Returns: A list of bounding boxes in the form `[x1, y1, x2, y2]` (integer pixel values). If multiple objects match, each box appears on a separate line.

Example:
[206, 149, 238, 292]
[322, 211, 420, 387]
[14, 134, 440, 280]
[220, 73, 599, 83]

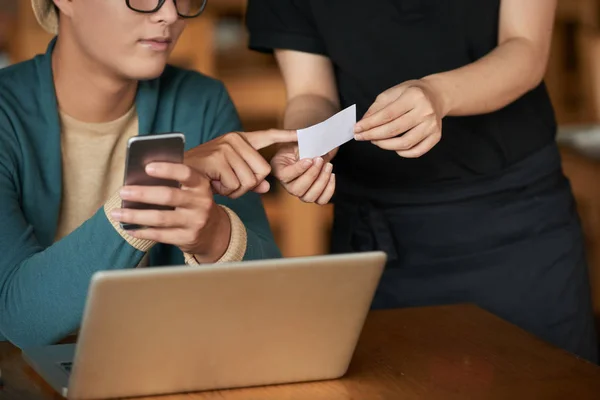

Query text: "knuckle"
[220, 141, 235, 153]
[257, 163, 271, 180]
[387, 127, 401, 139]
[207, 152, 221, 164]
[395, 140, 410, 151]
[220, 178, 240, 192]
[119, 209, 131, 221]
[182, 166, 194, 182]
[213, 139, 230, 152]
[426, 116, 436, 129]
[409, 87, 425, 100]
[228, 132, 245, 145]
[288, 187, 304, 198]
[376, 93, 389, 103]
[242, 174, 258, 189]
[165, 189, 178, 204]
[216, 185, 234, 196]
[282, 183, 294, 193]
[224, 132, 238, 142]
[382, 109, 395, 122]
[308, 166, 321, 179]
[185, 231, 198, 245]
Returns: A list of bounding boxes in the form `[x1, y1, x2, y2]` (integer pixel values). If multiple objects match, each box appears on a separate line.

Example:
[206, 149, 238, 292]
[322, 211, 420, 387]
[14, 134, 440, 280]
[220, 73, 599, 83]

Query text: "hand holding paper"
[271, 104, 357, 205]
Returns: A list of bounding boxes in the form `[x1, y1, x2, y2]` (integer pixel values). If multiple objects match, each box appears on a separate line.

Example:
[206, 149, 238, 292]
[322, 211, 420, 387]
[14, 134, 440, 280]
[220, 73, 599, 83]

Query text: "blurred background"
[1, 0, 600, 322]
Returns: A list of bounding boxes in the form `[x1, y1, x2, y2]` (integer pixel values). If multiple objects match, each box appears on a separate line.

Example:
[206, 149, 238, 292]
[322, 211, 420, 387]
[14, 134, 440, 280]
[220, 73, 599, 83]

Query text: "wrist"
[191, 205, 231, 263]
[422, 74, 452, 118]
[184, 205, 248, 266]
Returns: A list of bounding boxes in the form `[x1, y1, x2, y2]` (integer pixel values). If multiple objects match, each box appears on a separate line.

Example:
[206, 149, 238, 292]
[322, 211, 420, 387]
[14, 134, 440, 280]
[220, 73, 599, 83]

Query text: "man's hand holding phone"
[111, 162, 231, 263]
[109, 129, 298, 263]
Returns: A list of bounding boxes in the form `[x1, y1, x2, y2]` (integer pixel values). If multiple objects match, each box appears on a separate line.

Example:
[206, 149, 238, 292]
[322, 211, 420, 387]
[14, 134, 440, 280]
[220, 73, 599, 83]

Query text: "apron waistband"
[335, 143, 562, 206]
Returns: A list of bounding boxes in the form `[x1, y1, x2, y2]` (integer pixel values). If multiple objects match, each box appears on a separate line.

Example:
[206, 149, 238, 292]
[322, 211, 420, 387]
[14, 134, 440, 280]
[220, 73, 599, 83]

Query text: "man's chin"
[127, 64, 168, 81]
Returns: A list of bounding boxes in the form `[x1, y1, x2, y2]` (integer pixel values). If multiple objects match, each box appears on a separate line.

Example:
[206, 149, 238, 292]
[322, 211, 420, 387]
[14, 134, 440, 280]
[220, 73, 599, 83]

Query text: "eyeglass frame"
[125, 0, 208, 18]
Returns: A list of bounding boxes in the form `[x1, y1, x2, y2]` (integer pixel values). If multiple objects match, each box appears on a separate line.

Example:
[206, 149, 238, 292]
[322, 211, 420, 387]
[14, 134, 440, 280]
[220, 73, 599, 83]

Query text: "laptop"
[22, 251, 386, 399]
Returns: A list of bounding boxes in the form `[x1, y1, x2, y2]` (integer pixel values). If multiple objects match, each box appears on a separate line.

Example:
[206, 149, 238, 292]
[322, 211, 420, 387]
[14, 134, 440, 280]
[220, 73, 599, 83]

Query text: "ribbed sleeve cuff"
[103, 191, 156, 252]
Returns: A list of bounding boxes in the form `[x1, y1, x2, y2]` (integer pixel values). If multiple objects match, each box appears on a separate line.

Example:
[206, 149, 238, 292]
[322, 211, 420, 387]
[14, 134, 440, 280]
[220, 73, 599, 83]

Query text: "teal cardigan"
[0, 40, 281, 348]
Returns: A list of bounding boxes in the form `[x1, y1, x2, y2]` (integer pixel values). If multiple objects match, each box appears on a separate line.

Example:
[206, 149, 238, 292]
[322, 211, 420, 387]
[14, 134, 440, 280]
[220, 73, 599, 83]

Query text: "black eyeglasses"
[126, 0, 207, 18]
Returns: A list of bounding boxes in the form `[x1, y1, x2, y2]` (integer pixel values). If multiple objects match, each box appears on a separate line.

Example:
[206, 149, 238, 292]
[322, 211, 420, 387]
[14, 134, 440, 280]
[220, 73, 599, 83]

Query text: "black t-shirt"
[246, 0, 557, 189]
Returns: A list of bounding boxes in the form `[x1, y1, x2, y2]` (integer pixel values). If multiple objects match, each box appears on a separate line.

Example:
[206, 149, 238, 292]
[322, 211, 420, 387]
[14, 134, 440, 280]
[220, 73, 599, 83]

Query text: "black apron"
[330, 143, 598, 363]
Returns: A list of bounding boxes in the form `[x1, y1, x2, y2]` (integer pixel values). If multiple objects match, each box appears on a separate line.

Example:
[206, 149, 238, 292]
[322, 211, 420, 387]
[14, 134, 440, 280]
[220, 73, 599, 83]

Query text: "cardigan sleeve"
[0, 125, 149, 349]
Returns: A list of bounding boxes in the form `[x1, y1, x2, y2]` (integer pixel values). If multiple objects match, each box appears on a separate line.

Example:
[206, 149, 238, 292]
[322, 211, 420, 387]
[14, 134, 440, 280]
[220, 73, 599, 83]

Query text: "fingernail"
[145, 164, 157, 174]
[301, 159, 313, 168]
[325, 163, 333, 172]
[111, 210, 123, 220]
[119, 188, 131, 198]
[354, 134, 363, 141]
[315, 157, 324, 166]
[354, 125, 363, 133]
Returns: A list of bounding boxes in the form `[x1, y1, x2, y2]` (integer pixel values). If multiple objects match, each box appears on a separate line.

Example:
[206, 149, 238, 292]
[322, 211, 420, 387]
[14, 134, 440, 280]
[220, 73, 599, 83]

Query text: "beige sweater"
[55, 107, 246, 265]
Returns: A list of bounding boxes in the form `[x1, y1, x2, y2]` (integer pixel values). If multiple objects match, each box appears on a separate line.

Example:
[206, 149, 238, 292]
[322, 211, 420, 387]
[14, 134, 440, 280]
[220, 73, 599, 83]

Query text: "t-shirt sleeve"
[245, 0, 327, 55]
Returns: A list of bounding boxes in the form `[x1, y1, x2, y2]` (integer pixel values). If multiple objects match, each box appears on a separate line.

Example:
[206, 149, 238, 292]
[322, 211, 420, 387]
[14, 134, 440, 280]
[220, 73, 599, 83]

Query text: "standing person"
[246, 0, 598, 362]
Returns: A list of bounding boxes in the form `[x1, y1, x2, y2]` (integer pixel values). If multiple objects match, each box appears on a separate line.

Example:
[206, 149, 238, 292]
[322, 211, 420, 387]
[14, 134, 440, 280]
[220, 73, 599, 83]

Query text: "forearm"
[0, 208, 146, 348]
[424, 37, 548, 117]
[283, 94, 340, 130]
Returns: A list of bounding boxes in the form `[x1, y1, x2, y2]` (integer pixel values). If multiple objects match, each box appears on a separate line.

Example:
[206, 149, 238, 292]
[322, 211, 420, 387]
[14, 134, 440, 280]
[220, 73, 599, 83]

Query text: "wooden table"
[1, 304, 600, 399]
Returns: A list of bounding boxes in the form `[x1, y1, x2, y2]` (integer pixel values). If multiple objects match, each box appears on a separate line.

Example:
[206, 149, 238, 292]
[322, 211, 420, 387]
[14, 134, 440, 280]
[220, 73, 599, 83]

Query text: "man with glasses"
[0, 0, 293, 348]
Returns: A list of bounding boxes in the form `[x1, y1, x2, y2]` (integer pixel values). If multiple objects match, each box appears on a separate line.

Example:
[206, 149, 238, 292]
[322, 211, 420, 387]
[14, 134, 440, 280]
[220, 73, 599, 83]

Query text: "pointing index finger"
[241, 129, 298, 150]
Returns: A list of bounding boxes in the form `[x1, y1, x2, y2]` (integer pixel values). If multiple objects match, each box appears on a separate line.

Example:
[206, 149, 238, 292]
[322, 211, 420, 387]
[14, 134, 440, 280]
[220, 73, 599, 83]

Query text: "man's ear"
[53, 0, 74, 18]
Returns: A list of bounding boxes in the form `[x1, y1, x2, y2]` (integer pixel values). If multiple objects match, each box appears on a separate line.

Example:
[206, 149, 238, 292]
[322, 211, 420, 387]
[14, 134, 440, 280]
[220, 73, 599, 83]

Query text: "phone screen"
[121, 133, 185, 230]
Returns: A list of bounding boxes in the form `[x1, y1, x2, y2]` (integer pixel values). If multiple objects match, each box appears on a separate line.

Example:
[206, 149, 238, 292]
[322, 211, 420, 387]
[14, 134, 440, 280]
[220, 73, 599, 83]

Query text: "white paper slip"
[298, 104, 357, 159]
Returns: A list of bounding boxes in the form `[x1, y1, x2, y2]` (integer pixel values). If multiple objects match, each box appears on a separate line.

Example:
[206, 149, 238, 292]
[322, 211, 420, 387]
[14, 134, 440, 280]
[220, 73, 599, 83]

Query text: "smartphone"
[121, 133, 186, 230]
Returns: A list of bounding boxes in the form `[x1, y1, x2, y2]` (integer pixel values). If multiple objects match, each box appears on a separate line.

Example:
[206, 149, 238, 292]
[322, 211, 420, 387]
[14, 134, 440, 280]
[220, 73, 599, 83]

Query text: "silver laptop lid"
[67, 251, 386, 399]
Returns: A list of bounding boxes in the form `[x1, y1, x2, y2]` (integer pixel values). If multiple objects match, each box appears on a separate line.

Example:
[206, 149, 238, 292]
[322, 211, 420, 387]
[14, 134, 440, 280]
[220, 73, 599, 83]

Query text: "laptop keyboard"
[59, 362, 73, 374]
